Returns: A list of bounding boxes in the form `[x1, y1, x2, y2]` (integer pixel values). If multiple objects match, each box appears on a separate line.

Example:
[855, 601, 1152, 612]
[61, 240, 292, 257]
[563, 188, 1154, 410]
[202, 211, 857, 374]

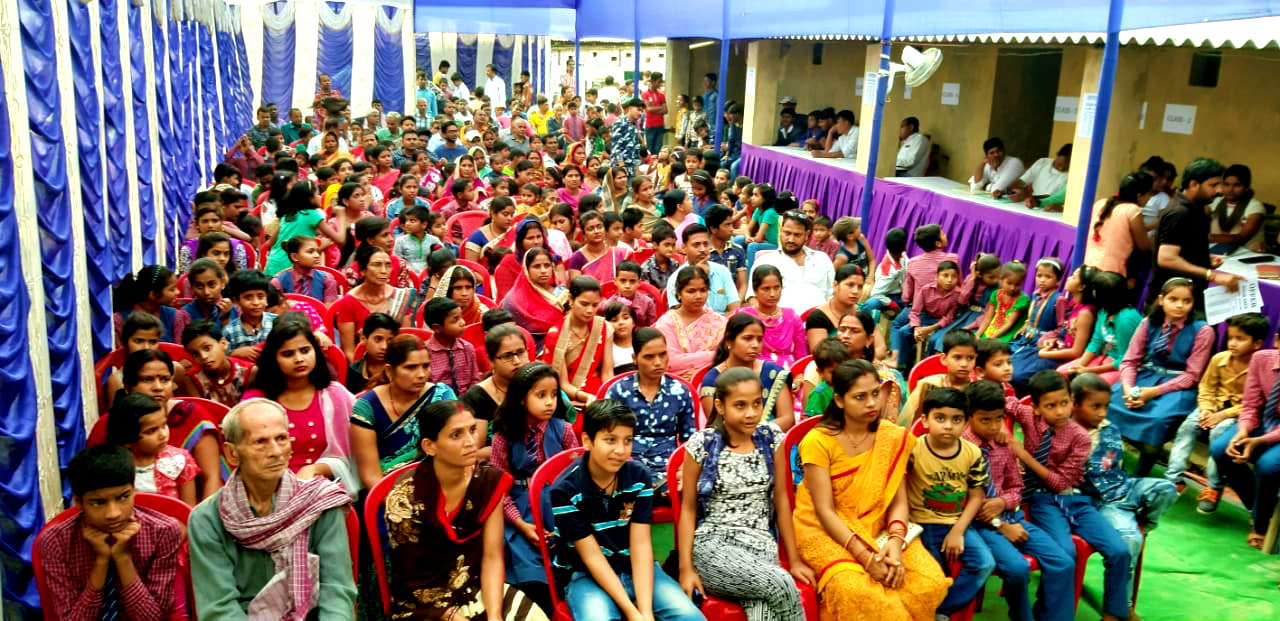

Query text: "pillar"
[743, 40, 782, 147]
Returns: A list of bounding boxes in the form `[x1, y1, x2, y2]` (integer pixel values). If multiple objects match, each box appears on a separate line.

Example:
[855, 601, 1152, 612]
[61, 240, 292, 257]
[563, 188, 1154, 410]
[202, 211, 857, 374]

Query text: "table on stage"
[1213, 252, 1280, 343]
[739, 143, 1077, 275]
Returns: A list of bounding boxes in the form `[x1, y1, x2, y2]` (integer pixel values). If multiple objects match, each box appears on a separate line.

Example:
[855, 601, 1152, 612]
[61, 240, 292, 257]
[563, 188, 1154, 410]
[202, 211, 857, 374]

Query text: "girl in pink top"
[1083, 172, 1154, 276]
[653, 265, 727, 382]
[107, 392, 199, 506]
[739, 264, 807, 368]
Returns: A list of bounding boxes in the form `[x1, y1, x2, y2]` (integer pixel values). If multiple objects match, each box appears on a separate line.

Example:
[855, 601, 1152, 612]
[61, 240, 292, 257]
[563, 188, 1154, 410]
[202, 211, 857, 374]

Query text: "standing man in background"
[484, 64, 507, 111]
[642, 72, 667, 152]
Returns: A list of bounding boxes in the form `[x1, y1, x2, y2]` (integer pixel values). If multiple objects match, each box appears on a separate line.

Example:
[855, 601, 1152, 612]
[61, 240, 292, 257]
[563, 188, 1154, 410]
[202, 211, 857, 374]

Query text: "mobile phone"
[1237, 254, 1275, 264]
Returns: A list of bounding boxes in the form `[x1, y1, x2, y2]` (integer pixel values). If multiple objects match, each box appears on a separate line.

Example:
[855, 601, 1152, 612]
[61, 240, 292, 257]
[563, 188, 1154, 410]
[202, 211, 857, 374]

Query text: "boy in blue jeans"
[908, 387, 994, 620]
[1072, 373, 1178, 620]
[890, 223, 959, 368]
[964, 381, 1074, 621]
[1011, 370, 1132, 621]
[893, 260, 963, 369]
[550, 400, 704, 621]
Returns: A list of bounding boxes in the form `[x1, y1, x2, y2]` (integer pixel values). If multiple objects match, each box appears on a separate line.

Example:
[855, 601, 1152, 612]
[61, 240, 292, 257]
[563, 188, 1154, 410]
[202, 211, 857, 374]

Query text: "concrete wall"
[988, 48, 1063, 164]
[666, 39, 748, 137]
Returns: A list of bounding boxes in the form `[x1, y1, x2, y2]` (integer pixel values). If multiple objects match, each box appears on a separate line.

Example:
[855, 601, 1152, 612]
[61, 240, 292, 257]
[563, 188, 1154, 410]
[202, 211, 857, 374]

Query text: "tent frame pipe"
[858, 0, 896, 224]
[713, 0, 729, 150]
[1071, 0, 1125, 269]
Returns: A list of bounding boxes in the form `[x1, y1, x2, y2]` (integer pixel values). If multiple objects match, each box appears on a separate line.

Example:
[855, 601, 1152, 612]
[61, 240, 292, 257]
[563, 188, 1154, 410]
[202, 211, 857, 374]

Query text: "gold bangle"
[1206, 268, 1214, 281]
[842, 532, 857, 551]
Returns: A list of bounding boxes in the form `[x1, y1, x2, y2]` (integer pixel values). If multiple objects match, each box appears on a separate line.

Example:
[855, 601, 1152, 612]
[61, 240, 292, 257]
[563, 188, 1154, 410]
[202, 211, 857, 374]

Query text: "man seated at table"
[1007, 143, 1071, 209]
[749, 210, 835, 313]
[189, 399, 355, 620]
[968, 137, 1025, 198]
[896, 116, 930, 176]
[803, 108, 833, 150]
[775, 106, 804, 147]
[811, 109, 858, 160]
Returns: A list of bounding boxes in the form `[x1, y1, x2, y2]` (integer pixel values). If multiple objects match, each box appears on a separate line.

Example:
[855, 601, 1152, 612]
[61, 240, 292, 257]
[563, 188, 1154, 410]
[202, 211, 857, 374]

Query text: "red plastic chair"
[284, 292, 327, 318]
[259, 240, 273, 270]
[667, 444, 819, 621]
[242, 243, 257, 271]
[630, 247, 656, 265]
[788, 355, 814, 406]
[657, 288, 670, 313]
[690, 366, 713, 428]
[364, 463, 418, 615]
[34, 493, 193, 621]
[446, 211, 488, 244]
[782, 415, 823, 509]
[455, 258, 496, 295]
[314, 265, 350, 295]
[907, 353, 947, 393]
[325, 345, 349, 383]
[460, 322, 492, 373]
[344, 505, 361, 590]
[530, 447, 587, 621]
[94, 343, 195, 389]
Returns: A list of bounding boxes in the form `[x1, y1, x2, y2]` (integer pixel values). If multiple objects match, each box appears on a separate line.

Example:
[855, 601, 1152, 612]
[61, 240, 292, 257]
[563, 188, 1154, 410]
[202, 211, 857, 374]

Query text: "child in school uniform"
[270, 236, 340, 303]
[893, 260, 963, 369]
[1011, 370, 1133, 621]
[602, 261, 658, 328]
[931, 253, 1001, 353]
[1107, 277, 1215, 477]
[902, 329, 978, 426]
[1007, 258, 1066, 389]
[222, 270, 277, 361]
[976, 261, 1030, 343]
[1072, 373, 1178, 620]
[963, 381, 1074, 621]
[908, 387, 994, 619]
[891, 224, 958, 352]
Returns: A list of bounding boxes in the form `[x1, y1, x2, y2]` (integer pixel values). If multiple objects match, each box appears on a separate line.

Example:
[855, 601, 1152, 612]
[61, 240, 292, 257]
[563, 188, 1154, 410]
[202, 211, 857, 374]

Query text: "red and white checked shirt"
[426, 335, 482, 395]
[1005, 396, 1091, 493]
[963, 428, 1023, 511]
[909, 282, 964, 328]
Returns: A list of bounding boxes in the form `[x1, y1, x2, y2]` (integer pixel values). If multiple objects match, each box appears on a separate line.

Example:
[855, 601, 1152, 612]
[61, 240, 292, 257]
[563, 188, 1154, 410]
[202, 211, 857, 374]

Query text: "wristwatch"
[1129, 387, 1142, 399]
[990, 517, 1004, 529]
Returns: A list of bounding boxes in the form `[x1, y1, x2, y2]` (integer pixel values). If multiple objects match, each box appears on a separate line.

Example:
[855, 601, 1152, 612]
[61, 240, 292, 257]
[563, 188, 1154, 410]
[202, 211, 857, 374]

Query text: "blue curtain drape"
[374, 8, 406, 114]
[317, 15, 354, 103]
[175, 19, 197, 239]
[521, 35, 529, 82]
[151, 8, 179, 270]
[216, 30, 239, 151]
[415, 32, 430, 77]
[0, 40, 45, 621]
[233, 30, 252, 138]
[100, 0, 133, 283]
[68, 0, 112, 357]
[457, 35, 477, 89]
[492, 35, 513, 96]
[261, 7, 296, 119]
[129, 3, 157, 265]
[19, 0, 86, 501]
[200, 23, 222, 170]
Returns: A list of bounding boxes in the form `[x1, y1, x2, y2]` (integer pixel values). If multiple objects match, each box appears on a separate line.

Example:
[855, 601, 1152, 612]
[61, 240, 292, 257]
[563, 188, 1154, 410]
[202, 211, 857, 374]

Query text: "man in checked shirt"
[38, 446, 183, 621]
[964, 381, 1074, 621]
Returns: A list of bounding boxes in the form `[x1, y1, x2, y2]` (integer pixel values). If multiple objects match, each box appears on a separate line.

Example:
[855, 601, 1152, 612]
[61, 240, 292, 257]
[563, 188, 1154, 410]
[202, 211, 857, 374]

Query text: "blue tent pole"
[713, 0, 728, 150]
[574, 39, 581, 96]
[1070, 0, 1125, 269]
[633, 2, 641, 98]
[857, 0, 896, 224]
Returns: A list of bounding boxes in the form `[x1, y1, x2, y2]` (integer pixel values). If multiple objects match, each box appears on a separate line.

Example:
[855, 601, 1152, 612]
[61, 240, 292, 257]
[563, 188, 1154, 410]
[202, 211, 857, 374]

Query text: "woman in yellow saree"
[793, 359, 950, 620]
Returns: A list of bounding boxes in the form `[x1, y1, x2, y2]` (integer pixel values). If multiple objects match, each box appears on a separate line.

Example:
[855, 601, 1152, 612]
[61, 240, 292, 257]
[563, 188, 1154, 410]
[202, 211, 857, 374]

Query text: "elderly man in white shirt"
[895, 116, 930, 176]
[1007, 143, 1071, 208]
[749, 211, 835, 313]
[811, 109, 858, 160]
[968, 136, 1025, 198]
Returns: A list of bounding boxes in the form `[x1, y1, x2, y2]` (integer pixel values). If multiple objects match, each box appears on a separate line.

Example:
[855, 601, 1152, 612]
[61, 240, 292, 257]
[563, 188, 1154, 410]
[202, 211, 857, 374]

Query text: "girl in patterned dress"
[106, 391, 199, 506]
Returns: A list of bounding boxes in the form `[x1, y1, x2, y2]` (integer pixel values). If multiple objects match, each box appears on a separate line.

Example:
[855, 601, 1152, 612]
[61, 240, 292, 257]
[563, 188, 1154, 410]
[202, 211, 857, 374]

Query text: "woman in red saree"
[500, 247, 568, 345]
[566, 211, 629, 283]
[368, 145, 401, 203]
[494, 219, 565, 301]
[543, 277, 614, 404]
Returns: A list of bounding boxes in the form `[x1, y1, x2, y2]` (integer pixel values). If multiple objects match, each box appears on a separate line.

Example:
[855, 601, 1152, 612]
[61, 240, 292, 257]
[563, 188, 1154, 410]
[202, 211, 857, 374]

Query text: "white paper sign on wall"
[1076, 93, 1098, 139]
[903, 84, 912, 100]
[855, 77, 864, 97]
[941, 82, 960, 106]
[1054, 96, 1079, 122]
[1161, 104, 1196, 135]
[863, 72, 879, 103]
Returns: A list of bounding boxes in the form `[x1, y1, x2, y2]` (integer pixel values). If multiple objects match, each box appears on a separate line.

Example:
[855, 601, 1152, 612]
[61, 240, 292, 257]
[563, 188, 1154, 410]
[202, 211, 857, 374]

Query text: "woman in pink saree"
[556, 164, 591, 211]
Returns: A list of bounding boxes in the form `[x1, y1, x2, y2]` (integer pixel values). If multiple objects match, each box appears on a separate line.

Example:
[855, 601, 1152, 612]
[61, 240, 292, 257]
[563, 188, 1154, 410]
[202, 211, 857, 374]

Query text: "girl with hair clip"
[678, 368, 812, 621]
[382, 400, 547, 621]
[489, 362, 580, 614]
[654, 266, 728, 382]
[1108, 277, 1214, 477]
[1013, 265, 1098, 388]
[263, 181, 348, 276]
[113, 265, 191, 345]
[792, 360, 949, 620]
[243, 317, 359, 494]
[699, 314, 796, 429]
[350, 334, 457, 490]
[543, 277, 615, 405]
[688, 171, 719, 217]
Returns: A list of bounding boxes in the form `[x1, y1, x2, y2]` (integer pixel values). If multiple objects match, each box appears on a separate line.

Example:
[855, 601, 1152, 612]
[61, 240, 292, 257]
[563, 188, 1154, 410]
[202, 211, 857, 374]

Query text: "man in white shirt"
[306, 118, 349, 154]
[1007, 143, 1071, 208]
[811, 109, 858, 160]
[895, 116, 930, 176]
[483, 64, 506, 111]
[968, 137, 1025, 198]
[749, 211, 835, 313]
[449, 72, 470, 102]
[598, 76, 621, 106]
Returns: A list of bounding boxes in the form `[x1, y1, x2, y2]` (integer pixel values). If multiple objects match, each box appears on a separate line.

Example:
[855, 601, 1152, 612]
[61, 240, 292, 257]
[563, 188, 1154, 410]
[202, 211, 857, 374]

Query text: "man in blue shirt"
[666, 224, 741, 314]
[609, 98, 645, 177]
[430, 122, 468, 163]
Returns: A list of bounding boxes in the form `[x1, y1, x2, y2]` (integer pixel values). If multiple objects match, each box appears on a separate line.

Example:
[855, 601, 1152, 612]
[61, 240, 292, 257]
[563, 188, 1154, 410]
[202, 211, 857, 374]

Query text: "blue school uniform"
[1008, 290, 1062, 387]
[504, 418, 572, 586]
[274, 268, 332, 301]
[928, 277, 994, 353]
[1106, 317, 1208, 446]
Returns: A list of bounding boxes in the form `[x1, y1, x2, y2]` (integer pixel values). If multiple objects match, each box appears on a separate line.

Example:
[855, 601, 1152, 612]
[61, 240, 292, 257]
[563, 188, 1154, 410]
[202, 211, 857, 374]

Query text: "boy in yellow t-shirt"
[908, 387, 994, 620]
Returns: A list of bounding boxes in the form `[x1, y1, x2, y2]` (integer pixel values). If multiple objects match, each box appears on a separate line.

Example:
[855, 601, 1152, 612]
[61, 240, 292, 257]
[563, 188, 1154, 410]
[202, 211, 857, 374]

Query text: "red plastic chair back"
[445, 211, 488, 244]
[284, 292, 327, 321]
[344, 506, 360, 589]
[455, 259, 495, 295]
[259, 241, 273, 270]
[314, 265, 350, 294]
[518, 326, 538, 360]
[689, 365, 712, 421]
[94, 343, 195, 394]
[630, 247, 655, 265]
[594, 370, 635, 400]
[788, 355, 814, 405]
[782, 416, 823, 509]
[325, 345, 349, 383]
[907, 353, 947, 393]
[638, 282, 665, 315]
[600, 280, 618, 299]
[530, 447, 587, 621]
[364, 463, 418, 615]
[460, 322, 491, 372]
[801, 306, 816, 321]
[242, 243, 257, 271]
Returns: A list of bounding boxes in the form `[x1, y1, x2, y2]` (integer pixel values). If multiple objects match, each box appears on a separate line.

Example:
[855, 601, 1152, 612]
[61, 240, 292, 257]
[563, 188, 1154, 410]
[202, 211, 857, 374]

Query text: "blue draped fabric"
[100, 0, 133, 283]
[492, 35, 513, 94]
[457, 35, 477, 89]
[415, 32, 431, 76]
[18, 0, 85, 531]
[262, 8, 296, 119]
[129, 3, 157, 264]
[374, 8, 406, 114]
[0, 45, 45, 621]
[67, 0, 112, 357]
[521, 35, 529, 79]
[200, 23, 222, 171]
[233, 30, 253, 138]
[217, 30, 239, 150]
[174, 19, 197, 239]
[317, 17, 354, 105]
[152, 7, 179, 270]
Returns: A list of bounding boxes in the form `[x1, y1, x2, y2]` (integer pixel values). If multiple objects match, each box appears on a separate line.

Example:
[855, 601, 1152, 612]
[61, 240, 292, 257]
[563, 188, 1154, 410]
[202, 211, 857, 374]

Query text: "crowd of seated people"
[41, 61, 1278, 621]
